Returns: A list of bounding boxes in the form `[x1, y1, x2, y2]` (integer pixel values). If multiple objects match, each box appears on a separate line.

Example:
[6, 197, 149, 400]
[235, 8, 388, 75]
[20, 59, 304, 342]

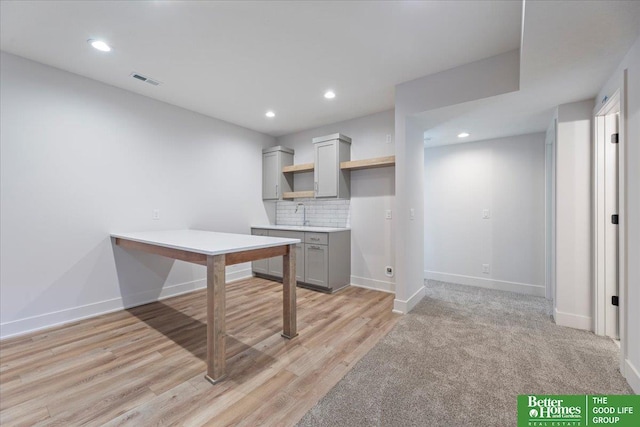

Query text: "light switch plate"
[385, 210, 392, 219]
[482, 209, 490, 219]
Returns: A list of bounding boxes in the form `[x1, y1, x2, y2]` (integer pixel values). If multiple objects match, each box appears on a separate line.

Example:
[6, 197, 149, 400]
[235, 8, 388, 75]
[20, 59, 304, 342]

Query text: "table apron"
[114, 238, 290, 266]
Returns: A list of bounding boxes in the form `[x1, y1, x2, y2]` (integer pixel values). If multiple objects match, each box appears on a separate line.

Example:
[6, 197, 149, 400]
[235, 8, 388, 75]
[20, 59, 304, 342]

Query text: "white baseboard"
[424, 270, 545, 297]
[350, 275, 395, 293]
[624, 359, 640, 394]
[226, 267, 252, 283]
[0, 269, 252, 340]
[393, 285, 425, 314]
[554, 308, 592, 331]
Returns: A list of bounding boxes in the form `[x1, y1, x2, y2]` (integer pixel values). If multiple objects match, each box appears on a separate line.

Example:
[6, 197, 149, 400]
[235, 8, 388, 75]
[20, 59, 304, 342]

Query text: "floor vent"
[130, 72, 162, 86]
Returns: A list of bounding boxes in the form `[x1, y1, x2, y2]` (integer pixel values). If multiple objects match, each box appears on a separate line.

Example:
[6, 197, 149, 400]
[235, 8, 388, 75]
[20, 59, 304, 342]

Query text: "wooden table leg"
[281, 244, 298, 339]
[205, 254, 226, 384]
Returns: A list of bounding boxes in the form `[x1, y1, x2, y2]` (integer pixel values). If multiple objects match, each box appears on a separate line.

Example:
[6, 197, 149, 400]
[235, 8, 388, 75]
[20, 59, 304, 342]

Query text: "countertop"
[251, 225, 350, 233]
[111, 229, 300, 255]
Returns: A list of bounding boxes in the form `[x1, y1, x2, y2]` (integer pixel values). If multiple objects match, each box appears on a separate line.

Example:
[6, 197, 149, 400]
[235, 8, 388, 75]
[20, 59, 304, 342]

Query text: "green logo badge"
[518, 395, 640, 427]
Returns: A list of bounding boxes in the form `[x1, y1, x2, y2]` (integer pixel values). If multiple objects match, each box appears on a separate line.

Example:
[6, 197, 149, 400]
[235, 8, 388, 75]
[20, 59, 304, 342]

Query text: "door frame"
[593, 90, 622, 338]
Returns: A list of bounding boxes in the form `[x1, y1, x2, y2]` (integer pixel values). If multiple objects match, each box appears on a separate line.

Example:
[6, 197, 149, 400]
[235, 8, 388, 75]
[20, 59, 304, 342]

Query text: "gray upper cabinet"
[262, 146, 294, 200]
[312, 134, 351, 199]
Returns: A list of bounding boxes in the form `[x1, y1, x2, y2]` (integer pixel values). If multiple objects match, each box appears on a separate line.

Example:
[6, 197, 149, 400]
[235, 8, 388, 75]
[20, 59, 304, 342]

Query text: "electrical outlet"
[482, 209, 490, 219]
[385, 210, 392, 220]
[385, 266, 394, 277]
[152, 209, 160, 220]
[482, 264, 490, 274]
[386, 134, 392, 144]
[410, 208, 415, 220]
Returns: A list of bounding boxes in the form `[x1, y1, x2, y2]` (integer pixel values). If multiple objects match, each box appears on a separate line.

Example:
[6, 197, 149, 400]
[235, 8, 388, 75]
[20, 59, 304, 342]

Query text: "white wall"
[553, 99, 594, 331]
[596, 34, 640, 394]
[544, 115, 557, 307]
[276, 110, 396, 293]
[424, 133, 546, 296]
[0, 52, 274, 339]
[394, 50, 521, 313]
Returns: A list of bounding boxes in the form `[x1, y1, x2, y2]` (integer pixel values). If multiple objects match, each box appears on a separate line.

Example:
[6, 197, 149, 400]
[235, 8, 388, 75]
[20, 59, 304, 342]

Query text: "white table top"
[111, 229, 300, 256]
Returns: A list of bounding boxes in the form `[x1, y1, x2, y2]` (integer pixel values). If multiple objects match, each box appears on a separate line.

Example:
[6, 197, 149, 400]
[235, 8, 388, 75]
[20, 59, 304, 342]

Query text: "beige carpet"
[297, 281, 632, 426]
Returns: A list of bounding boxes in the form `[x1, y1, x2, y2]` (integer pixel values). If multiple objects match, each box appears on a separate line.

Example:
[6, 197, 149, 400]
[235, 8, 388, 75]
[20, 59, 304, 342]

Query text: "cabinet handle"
[276, 184, 278, 197]
[309, 245, 322, 250]
[314, 182, 318, 191]
[310, 237, 319, 241]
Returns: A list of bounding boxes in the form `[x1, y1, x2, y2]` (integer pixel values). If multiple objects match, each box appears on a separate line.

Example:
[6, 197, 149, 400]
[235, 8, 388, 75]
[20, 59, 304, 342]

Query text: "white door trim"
[593, 90, 620, 338]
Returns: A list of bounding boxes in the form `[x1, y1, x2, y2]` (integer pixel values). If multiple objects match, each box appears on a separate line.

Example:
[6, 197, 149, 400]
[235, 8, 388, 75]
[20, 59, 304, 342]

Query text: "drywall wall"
[424, 133, 546, 296]
[544, 114, 557, 308]
[394, 50, 521, 313]
[554, 99, 594, 331]
[0, 52, 274, 338]
[596, 34, 640, 394]
[276, 110, 396, 293]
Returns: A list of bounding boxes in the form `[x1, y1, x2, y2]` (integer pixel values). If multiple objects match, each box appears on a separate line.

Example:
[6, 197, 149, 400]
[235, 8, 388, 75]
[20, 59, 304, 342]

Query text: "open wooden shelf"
[282, 190, 315, 199]
[340, 155, 395, 171]
[282, 163, 314, 173]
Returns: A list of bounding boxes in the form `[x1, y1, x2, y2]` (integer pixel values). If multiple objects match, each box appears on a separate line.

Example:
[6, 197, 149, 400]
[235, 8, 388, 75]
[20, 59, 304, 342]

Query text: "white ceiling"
[0, 0, 522, 137]
[2, 2, 639, 141]
[420, 0, 640, 147]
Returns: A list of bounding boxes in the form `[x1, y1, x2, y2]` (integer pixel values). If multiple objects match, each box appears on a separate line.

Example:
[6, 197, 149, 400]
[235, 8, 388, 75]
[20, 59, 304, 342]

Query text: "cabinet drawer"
[251, 228, 269, 237]
[305, 232, 328, 245]
[269, 230, 305, 241]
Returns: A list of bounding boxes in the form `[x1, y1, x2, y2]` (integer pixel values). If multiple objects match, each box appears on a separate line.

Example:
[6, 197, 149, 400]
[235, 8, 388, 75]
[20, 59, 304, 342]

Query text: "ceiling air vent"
[130, 72, 162, 86]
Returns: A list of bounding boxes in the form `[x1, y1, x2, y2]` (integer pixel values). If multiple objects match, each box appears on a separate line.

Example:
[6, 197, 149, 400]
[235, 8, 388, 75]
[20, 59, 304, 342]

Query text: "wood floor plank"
[0, 278, 398, 426]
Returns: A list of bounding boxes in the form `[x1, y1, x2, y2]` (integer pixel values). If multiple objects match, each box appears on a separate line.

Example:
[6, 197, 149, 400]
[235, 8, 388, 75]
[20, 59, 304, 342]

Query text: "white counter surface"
[111, 229, 300, 256]
[251, 225, 350, 233]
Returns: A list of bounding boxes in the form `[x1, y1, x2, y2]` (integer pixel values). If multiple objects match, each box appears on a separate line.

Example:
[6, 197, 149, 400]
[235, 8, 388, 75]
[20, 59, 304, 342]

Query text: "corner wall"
[424, 133, 546, 296]
[0, 52, 274, 339]
[554, 99, 594, 331]
[394, 50, 521, 313]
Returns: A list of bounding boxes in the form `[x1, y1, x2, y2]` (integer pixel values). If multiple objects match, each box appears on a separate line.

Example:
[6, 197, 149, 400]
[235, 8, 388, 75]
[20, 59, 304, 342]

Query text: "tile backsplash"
[276, 199, 350, 228]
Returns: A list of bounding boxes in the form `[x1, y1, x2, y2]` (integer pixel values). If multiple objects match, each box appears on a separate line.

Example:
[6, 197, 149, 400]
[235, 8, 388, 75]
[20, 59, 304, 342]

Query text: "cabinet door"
[266, 245, 304, 281]
[314, 141, 338, 198]
[305, 244, 328, 288]
[268, 255, 283, 278]
[272, 243, 304, 281]
[251, 229, 269, 274]
[262, 152, 279, 200]
[295, 243, 305, 282]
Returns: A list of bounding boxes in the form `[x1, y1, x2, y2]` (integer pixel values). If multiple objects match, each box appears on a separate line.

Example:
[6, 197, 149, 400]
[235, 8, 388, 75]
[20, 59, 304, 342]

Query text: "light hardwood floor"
[0, 278, 398, 426]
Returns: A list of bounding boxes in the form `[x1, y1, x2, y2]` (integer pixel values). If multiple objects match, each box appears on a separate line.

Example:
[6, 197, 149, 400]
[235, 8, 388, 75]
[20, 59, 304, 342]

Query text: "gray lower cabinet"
[304, 243, 328, 287]
[251, 228, 270, 274]
[251, 228, 350, 293]
[265, 230, 305, 282]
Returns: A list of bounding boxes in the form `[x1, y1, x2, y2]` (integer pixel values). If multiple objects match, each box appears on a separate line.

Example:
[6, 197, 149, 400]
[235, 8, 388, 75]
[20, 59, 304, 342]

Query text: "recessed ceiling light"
[88, 39, 111, 52]
[324, 90, 336, 99]
[457, 132, 470, 138]
[265, 111, 275, 118]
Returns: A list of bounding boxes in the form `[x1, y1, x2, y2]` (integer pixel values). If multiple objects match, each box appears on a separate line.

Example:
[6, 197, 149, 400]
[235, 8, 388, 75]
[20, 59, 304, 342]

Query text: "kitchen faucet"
[295, 203, 309, 226]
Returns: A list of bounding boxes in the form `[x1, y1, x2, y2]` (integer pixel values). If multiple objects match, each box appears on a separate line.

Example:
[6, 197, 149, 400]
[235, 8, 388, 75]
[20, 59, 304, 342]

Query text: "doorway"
[594, 92, 620, 340]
